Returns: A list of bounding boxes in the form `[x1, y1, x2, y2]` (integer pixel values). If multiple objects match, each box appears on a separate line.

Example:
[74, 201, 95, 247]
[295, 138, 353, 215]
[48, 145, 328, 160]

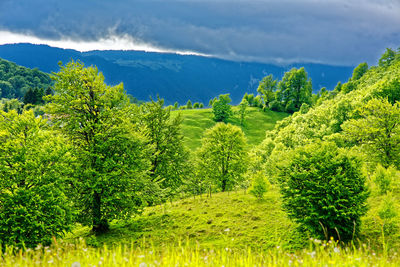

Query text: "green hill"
[173, 107, 289, 150]
[67, 188, 297, 249]
[66, 186, 395, 251]
[0, 57, 52, 99]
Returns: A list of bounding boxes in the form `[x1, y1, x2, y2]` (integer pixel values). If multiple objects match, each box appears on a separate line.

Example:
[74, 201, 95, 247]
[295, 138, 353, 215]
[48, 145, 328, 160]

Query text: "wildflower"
[71, 262, 81, 267]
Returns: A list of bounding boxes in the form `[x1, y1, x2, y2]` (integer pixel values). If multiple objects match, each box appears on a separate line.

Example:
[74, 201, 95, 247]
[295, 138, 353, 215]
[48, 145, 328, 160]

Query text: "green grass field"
[5, 186, 400, 266]
[64, 185, 399, 253]
[173, 107, 289, 150]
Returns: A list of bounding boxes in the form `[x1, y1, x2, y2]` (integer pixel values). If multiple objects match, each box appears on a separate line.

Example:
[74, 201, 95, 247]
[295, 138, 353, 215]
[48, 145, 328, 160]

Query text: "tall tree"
[45, 61, 150, 233]
[196, 123, 248, 192]
[277, 67, 312, 113]
[138, 98, 188, 201]
[257, 74, 277, 109]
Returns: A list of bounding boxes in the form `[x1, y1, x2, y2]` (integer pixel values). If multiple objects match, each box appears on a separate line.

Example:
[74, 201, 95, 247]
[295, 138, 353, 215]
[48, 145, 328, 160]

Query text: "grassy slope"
[174, 107, 289, 150]
[67, 185, 398, 252]
[67, 188, 303, 250]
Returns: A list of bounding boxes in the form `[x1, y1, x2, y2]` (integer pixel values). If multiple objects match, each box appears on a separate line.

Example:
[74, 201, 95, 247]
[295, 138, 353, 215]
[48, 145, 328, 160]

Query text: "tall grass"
[1, 239, 399, 266]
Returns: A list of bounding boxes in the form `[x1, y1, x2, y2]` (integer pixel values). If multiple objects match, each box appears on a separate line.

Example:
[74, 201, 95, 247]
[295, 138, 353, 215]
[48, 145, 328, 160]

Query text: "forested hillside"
[0, 57, 52, 99]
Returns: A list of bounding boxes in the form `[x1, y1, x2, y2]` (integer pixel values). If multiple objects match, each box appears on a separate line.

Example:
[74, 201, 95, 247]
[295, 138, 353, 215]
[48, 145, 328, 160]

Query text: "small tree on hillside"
[238, 99, 248, 125]
[186, 100, 193, 109]
[276, 67, 312, 113]
[138, 98, 188, 202]
[212, 94, 232, 122]
[278, 141, 369, 242]
[249, 171, 269, 200]
[257, 74, 277, 109]
[196, 123, 248, 192]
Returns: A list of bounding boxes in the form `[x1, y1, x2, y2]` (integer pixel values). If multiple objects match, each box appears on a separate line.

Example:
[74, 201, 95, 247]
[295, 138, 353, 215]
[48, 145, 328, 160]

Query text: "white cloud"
[0, 30, 208, 56]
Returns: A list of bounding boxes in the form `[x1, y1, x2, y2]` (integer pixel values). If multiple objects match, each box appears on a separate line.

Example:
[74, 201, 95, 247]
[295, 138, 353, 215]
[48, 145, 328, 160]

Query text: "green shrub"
[278, 141, 369, 242]
[374, 165, 396, 195]
[249, 171, 269, 200]
[0, 110, 73, 249]
[0, 186, 72, 249]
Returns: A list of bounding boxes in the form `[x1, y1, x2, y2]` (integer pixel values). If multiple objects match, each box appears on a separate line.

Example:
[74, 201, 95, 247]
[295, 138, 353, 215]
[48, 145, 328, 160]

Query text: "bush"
[269, 100, 283, 112]
[249, 171, 269, 200]
[374, 165, 396, 195]
[0, 186, 73, 249]
[278, 141, 369, 242]
[0, 110, 73, 249]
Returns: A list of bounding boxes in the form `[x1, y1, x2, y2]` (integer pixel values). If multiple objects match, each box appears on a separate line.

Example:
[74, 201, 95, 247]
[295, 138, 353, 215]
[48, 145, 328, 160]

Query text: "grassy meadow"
[3, 188, 400, 266]
[173, 107, 289, 150]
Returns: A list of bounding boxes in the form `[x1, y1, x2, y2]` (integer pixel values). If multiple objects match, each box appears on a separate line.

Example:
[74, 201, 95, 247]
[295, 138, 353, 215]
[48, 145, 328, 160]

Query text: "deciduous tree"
[196, 123, 247, 192]
[45, 61, 150, 234]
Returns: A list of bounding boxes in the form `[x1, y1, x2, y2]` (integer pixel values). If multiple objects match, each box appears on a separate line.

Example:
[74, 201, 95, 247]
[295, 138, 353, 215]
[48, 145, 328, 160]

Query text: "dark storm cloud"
[0, 0, 399, 65]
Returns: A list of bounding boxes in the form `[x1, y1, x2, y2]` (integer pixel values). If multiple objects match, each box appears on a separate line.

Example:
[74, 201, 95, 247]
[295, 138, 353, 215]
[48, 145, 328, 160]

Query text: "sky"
[0, 0, 399, 66]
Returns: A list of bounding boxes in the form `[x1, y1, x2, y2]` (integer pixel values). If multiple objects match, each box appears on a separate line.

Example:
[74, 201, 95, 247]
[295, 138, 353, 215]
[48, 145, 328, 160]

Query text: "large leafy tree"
[276, 67, 312, 113]
[278, 142, 369, 242]
[0, 110, 73, 248]
[196, 123, 248, 192]
[138, 98, 188, 202]
[45, 61, 150, 233]
[257, 74, 277, 109]
[342, 98, 400, 168]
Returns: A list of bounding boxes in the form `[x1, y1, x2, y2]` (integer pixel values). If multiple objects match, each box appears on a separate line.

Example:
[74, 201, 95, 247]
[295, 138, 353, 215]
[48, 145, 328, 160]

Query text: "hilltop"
[174, 107, 289, 150]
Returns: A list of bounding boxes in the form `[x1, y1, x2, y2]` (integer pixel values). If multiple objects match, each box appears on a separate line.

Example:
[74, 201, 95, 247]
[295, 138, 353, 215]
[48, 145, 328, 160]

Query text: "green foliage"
[0, 110, 73, 248]
[278, 142, 369, 242]
[138, 98, 188, 201]
[193, 102, 199, 109]
[257, 74, 277, 109]
[199, 103, 204, 108]
[45, 61, 150, 234]
[379, 48, 397, 67]
[249, 171, 269, 200]
[23, 87, 46, 105]
[238, 99, 248, 125]
[352, 62, 368, 81]
[0, 58, 52, 99]
[212, 94, 232, 122]
[276, 67, 312, 113]
[186, 99, 192, 109]
[196, 123, 248, 192]
[342, 98, 400, 168]
[373, 165, 397, 195]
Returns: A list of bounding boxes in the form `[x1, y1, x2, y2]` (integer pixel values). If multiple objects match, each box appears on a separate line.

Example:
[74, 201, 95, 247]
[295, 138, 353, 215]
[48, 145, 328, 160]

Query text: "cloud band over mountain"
[0, 0, 399, 65]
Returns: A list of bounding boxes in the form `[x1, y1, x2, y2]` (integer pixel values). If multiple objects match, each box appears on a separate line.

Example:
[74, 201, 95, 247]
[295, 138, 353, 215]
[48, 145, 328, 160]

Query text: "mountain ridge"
[0, 43, 354, 104]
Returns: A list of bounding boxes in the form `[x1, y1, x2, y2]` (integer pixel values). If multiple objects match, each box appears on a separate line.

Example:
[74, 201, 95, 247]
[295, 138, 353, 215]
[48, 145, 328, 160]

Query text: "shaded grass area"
[66, 185, 400, 254]
[66, 189, 307, 250]
[173, 107, 289, 150]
